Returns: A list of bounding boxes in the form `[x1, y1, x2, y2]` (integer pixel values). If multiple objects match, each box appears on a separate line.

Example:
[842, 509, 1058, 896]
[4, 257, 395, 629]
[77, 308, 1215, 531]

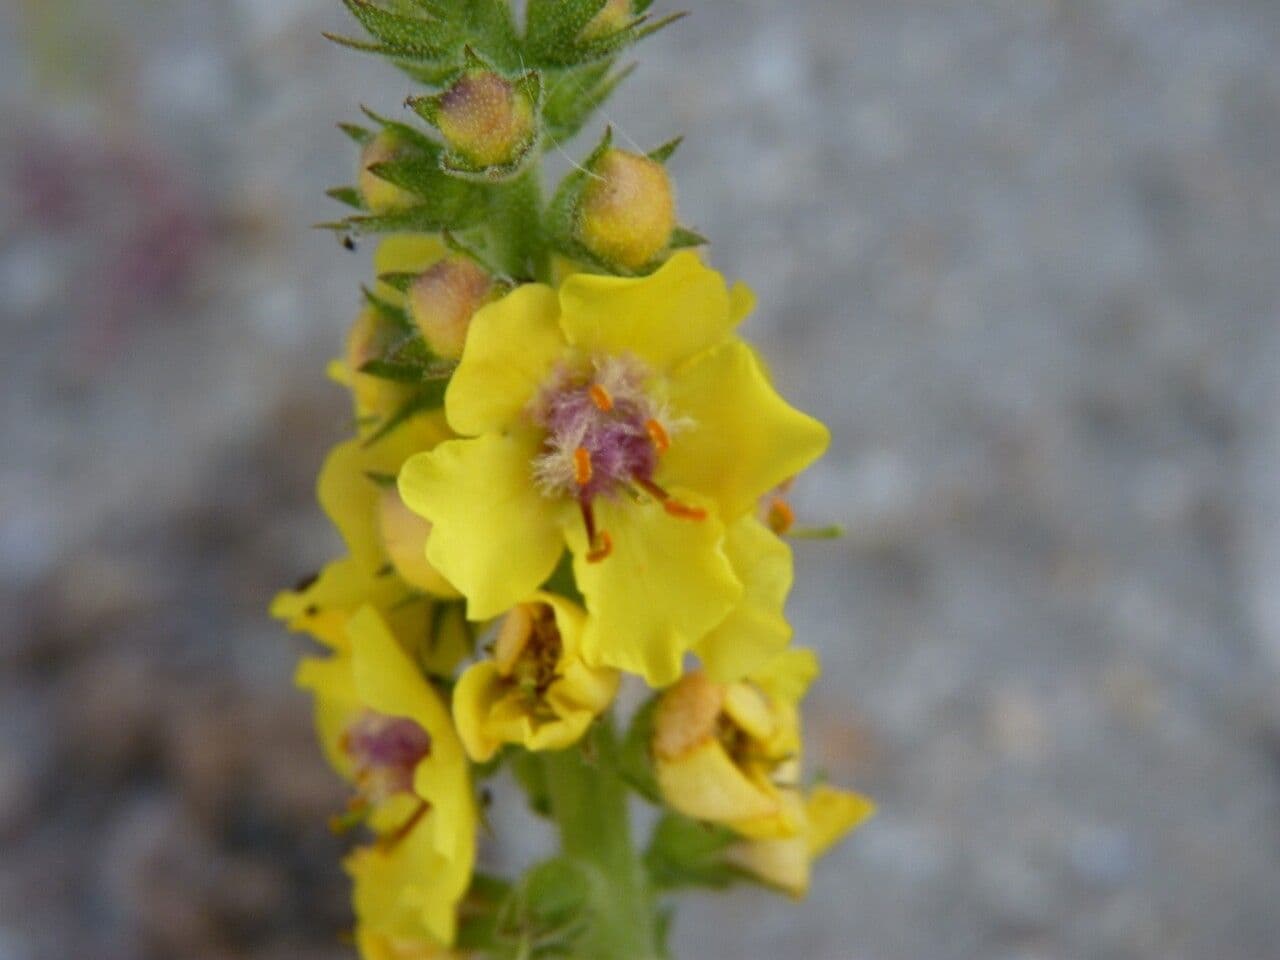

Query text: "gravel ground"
[1, 2, 1278, 959]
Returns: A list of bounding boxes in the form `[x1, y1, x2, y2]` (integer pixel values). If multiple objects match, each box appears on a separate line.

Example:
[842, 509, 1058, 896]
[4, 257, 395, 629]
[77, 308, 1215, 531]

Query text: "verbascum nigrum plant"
[274, 3, 873, 957]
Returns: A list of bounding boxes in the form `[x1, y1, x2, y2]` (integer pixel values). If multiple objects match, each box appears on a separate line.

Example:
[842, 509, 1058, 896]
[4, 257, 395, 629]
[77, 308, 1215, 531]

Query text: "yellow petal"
[347, 811, 460, 945]
[663, 340, 830, 521]
[729, 280, 757, 325]
[752, 647, 821, 705]
[295, 653, 359, 779]
[696, 516, 794, 682]
[271, 555, 400, 650]
[398, 434, 567, 620]
[444, 283, 565, 436]
[806, 784, 876, 859]
[451, 661, 505, 763]
[558, 251, 734, 371]
[319, 415, 452, 573]
[721, 683, 776, 743]
[318, 440, 386, 571]
[568, 497, 742, 687]
[726, 834, 810, 898]
[654, 739, 780, 823]
[347, 608, 476, 873]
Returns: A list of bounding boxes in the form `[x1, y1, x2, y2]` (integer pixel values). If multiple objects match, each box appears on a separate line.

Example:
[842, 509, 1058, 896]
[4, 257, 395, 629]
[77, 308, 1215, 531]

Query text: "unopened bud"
[576, 149, 676, 270]
[357, 131, 417, 214]
[346, 307, 412, 419]
[408, 256, 493, 360]
[377, 486, 460, 598]
[432, 71, 538, 170]
[579, 0, 633, 41]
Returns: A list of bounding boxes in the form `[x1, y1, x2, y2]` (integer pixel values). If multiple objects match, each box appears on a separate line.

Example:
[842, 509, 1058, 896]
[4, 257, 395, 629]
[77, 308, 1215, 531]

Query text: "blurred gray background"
[1, 1, 1279, 958]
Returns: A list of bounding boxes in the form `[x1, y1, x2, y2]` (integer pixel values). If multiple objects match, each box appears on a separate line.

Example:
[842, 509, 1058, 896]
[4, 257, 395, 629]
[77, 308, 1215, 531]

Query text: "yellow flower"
[452, 593, 619, 761]
[398, 252, 829, 685]
[651, 668, 801, 837]
[308, 607, 476, 946]
[356, 928, 464, 960]
[724, 784, 875, 898]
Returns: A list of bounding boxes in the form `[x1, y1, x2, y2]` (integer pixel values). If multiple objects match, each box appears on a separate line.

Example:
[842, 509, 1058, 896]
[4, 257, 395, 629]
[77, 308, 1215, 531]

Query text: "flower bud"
[345, 307, 413, 420]
[576, 148, 676, 270]
[432, 70, 538, 170]
[408, 256, 494, 360]
[377, 486, 461, 598]
[358, 131, 418, 214]
[579, 0, 634, 41]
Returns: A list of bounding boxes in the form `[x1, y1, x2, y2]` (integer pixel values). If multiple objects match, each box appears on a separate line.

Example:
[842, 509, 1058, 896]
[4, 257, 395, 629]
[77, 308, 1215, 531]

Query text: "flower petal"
[559, 251, 734, 371]
[806, 784, 876, 859]
[399, 434, 566, 620]
[568, 497, 742, 687]
[654, 739, 780, 823]
[696, 516, 794, 682]
[663, 340, 830, 521]
[452, 662, 505, 763]
[347, 607, 476, 872]
[445, 283, 565, 436]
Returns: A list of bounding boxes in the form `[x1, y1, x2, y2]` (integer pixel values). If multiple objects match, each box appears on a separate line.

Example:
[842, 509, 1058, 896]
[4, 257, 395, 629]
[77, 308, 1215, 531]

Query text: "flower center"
[529, 355, 705, 562]
[342, 710, 432, 804]
[495, 602, 563, 712]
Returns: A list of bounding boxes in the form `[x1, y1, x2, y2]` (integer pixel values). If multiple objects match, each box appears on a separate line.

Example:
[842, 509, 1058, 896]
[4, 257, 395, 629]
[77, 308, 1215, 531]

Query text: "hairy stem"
[543, 718, 661, 960]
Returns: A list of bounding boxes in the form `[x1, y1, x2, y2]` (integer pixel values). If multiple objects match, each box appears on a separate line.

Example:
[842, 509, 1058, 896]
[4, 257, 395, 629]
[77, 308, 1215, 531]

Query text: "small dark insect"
[342, 235, 357, 251]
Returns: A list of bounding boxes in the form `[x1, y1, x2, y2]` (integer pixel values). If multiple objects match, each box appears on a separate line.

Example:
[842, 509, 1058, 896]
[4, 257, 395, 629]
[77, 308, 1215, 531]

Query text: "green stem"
[543, 718, 660, 960]
[486, 162, 550, 283]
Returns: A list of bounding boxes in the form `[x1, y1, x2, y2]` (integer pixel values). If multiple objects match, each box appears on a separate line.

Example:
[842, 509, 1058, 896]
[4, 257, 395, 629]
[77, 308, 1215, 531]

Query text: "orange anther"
[589, 383, 614, 412]
[663, 499, 707, 521]
[645, 418, 670, 454]
[766, 497, 796, 535]
[586, 530, 614, 563]
[573, 447, 593, 486]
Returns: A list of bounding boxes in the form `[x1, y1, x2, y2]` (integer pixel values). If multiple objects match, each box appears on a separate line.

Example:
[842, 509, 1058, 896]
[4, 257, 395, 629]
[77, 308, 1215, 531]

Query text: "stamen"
[377, 799, 430, 852]
[766, 497, 795, 535]
[589, 383, 614, 412]
[580, 500, 613, 563]
[663, 500, 708, 521]
[645, 418, 670, 454]
[573, 447, 594, 486]
[587, 530, 614, 563]
[634, 477, 707, 521]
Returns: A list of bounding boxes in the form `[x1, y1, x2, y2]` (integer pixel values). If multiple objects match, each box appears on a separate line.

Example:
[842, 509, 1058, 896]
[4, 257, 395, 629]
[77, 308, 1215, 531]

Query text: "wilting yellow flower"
[398, 252, 829, 685]
[652, 648, 873, 890]
[452, 593, 619, 761]
[724, 784, 875, 898]
[654, 648, 832, 830]
[301, 607, 476, 946]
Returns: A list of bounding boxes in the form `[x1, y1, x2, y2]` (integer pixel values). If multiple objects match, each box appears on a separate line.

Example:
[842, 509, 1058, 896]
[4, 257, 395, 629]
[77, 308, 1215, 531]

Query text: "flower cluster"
[275, 3, 872, 958]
